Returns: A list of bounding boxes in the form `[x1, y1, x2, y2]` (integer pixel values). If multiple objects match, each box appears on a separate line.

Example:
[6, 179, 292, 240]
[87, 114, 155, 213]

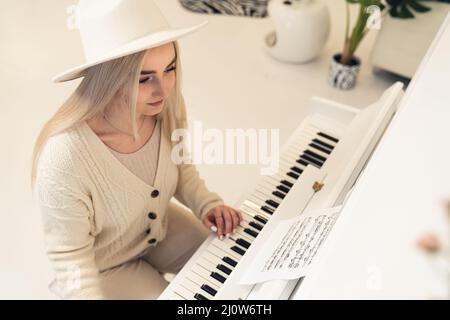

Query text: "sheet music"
[238, 206, 342, 285]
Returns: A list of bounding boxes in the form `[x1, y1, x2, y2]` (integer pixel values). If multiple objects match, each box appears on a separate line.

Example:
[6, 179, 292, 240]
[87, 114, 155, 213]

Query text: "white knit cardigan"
[35, 118, 224, 299]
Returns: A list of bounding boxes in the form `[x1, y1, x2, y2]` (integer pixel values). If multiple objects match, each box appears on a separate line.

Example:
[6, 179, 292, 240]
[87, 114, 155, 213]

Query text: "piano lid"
[293, 13, 450, 299]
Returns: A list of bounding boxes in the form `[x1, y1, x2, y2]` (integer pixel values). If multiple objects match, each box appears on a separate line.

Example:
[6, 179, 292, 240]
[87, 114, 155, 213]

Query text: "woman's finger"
[202, 213, 217, 232]
[222, 208, 233, 237]
[230, 208, 240, 233]
[213, 208, 225, 239]
[234, 208, 243, 225]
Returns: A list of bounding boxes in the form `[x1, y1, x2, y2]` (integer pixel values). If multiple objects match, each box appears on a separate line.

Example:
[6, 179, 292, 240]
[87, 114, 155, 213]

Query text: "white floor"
[0, 0, 404, 299]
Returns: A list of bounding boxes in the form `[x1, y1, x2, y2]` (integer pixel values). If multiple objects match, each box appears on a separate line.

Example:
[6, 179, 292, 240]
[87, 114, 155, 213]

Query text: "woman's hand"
[202, 205, 243, 239]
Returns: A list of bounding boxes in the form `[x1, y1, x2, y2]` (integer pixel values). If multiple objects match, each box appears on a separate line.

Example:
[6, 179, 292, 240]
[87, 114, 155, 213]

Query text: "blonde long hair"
[30, 41, 187, 191]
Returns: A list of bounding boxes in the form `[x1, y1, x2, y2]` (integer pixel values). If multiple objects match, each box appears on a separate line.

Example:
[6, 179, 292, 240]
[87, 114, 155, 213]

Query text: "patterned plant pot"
[327, 53, 361, 90]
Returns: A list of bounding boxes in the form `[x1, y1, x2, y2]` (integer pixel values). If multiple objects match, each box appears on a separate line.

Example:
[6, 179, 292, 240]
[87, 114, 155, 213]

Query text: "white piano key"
[279, 158, 296, 167]
[240, 204, 271, 221]
[304, 147, 329, 160]
[198, 256, 217, 269]
[180, 279, 206, 298]
[187, 270, 220, 291]
[211, 239, 242, 260]
[207, 246, 227, 261]
[192, 264, 224, 287]
[314, 135, 338, 148]
[244, 200, 274, 217]
[248, 195, 278, 211]
[254, 184, 274, 194]
[207, 247, 242, 269]
[261, 175, 288, 186]
[263, 172, 297, 185]
[202, 250, 227, 266]
[190, 266, 222, 289]
[233, 228, 255, 243]
[220, 235, 250, 256]
[174, 285, 195, 299]
[254, 189, 282, 203]
[239, 212, 253, 223]
[168, 291, 186, 300]
[239, 220, 260, 234]
[198, 256, 230, 279]
[248, 193, 271, 206]
[258, 178, 279, 189]
[184, 276, 215, 300]
[244, 200, 270, 217]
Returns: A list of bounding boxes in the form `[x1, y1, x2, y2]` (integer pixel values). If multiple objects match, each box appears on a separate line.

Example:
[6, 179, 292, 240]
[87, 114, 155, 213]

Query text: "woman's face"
[136, 42, 177, 117]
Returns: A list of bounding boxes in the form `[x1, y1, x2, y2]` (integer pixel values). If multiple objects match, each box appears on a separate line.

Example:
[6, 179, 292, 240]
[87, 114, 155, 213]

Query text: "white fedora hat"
[53, 0, 208, 83]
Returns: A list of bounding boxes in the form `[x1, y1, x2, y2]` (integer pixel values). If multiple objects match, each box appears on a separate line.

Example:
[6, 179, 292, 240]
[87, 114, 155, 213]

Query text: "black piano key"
[244, 228, 259, 238]
[312, 138, 334, 150]
[261, 205, 274, 215]
[236, 238, 251, 249]
[265, 199, 279, 208]
[272, 190, 285, 199]
[211, 272, 226, 283]
[290, 166, 303, 174]
[254, 215, 268, 225]
[309, 142, 331, 155]
[304, 149, 327, 162]
[217, 264, 232, 275]
[287, 171, 299, 179]
[195, 293, 208, 300]
[296, 159, 309, 167]
[223, 256, 237, 267]
[318, 132, 339, 143]
[201, 284, 217, 296]
[249, 221, 263, 231]
[300, 154, 323, 167]
[277, 184, 290, 194]
[231, 246, 246, 256]
[280, 180, 293, 188]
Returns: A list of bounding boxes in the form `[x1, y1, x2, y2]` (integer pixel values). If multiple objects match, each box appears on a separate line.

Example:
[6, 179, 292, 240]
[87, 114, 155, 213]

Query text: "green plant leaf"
[408, 0, 432, 13]
[398, 3, 415, 18]
[386, 0, 432, 19]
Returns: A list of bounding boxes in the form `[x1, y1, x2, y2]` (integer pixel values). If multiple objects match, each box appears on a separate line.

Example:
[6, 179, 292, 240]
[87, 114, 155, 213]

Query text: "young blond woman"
[30, 0, 242, 299]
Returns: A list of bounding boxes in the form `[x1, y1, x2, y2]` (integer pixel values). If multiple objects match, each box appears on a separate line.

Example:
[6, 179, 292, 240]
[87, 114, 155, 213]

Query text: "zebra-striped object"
[179, 0, 269, 17]
[327, 54, 361, 90]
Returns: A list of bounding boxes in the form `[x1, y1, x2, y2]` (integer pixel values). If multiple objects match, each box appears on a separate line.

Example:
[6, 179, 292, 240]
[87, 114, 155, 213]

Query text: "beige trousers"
[97, 201, 210, 299]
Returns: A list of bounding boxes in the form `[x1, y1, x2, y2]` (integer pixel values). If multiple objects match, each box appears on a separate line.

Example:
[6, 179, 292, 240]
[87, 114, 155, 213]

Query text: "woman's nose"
[152, 78, 166, 98]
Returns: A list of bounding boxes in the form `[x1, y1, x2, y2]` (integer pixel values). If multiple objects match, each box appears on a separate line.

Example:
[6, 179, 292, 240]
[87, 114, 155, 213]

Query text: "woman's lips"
[148, 99, 163, 106]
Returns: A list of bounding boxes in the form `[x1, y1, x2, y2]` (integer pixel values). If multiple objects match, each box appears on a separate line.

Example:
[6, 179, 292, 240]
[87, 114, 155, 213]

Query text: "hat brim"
[52, 20, 208, 83]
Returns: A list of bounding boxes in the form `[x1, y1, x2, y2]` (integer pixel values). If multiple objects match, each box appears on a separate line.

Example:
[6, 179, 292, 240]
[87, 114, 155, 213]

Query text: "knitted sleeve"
[174, 163, 224, 221]
[35, 135, 105, 299]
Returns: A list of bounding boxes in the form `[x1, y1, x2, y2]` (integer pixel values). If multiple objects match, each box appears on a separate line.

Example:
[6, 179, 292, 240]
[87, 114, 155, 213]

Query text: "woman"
[30, 0, 242, 299]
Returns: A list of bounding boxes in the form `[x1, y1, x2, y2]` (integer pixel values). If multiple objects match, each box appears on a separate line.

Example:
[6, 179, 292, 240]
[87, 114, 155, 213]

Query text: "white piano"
[159, 13, 450, 300]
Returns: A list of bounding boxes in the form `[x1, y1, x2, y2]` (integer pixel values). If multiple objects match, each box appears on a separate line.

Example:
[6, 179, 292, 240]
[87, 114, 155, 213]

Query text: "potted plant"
[328, 0, 438, 90]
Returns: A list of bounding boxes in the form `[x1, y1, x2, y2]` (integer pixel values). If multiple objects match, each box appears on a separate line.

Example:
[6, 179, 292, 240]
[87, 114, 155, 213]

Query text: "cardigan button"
[151, 189, 159, 198]
[148, 238, 157, 245]
[146, 228, 151, 235]
[148, 212, 157, 220]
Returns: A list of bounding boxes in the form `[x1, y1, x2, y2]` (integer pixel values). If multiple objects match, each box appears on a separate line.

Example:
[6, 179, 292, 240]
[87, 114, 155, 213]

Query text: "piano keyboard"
[161, 123, 340, 300]
[159, 82, 404, 300]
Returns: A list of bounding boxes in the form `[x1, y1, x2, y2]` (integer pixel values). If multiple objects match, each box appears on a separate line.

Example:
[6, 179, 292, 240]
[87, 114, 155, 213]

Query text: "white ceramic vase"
[264, 0, 330, 63]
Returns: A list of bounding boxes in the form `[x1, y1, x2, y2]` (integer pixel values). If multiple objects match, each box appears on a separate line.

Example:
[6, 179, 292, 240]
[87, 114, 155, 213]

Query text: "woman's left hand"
[202, 205, 243, 239]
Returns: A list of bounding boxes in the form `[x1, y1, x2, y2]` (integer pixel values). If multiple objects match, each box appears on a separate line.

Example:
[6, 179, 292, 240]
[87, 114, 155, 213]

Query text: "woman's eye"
[139, 66, 176, 84]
